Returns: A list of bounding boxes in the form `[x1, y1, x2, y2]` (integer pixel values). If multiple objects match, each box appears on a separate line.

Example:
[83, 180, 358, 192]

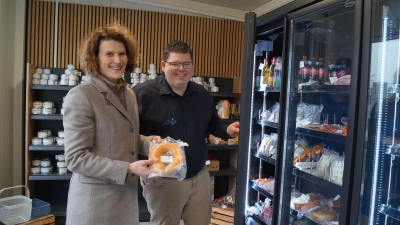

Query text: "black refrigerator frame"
[235, 0, 365, 224]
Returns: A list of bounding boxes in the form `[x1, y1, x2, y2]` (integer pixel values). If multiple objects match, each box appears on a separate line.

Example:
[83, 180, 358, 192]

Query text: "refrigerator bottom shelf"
[380, 204, 400, 221]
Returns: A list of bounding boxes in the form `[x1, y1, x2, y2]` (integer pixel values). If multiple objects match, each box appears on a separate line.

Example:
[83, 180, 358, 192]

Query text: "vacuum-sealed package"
[148, 137, 188, 181]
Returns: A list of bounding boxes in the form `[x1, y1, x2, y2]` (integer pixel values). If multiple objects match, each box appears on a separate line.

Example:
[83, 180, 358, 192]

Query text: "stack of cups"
[32, 68, 54, 85]
[48, 73, 59, 85]
[193, 77, 204, 86]
[148, 64, 157, 80]
[55, 153, 68, 174]
[56, 130, 64, 145]
[131, 73, 140, 87]
[209, 77, 219, 92]
[61, 96, 66, 115]
[81, 75, 90, 84]
[42, 101, 56, 115]
[33, 129, 54, 146]
[140, 73, 147, 83]
[31, 101, 43, 115]
[30, 156, 41, 174]
[40, 157, 52, 174]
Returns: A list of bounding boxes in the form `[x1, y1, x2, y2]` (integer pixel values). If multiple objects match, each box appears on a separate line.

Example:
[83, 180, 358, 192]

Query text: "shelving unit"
[25, 64, 74, 224]
[207, 84, 240, 200]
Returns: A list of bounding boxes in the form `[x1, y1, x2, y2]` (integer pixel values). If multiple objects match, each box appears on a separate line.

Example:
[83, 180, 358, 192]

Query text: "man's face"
[161, 52, 193, 93]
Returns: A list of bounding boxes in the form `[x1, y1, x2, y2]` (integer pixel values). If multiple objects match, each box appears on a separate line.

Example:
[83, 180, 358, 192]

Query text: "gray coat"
[63, 75, 153, 225]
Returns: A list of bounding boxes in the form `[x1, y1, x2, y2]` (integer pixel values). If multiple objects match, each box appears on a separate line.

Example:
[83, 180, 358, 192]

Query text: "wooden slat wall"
[26, 0, 244, 78]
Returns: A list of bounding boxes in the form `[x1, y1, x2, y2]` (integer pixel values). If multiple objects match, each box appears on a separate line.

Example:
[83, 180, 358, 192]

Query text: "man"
[133, 40, 240, 225]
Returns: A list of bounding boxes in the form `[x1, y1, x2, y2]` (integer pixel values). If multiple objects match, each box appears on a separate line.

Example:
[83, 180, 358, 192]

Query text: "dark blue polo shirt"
[133, 75, 230, 178]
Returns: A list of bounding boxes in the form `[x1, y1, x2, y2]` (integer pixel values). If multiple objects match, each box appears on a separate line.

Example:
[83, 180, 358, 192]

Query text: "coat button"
[130, 151, 135, 155]
[129, 128, 134, 132]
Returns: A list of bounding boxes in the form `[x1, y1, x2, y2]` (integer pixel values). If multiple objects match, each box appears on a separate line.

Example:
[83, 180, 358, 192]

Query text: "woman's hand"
[152, 136, 163, 144]
[128, 158, 158, 177]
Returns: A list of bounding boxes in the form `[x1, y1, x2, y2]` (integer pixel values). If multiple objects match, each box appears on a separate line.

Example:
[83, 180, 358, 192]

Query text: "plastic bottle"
[268, 57, 276, 87]
[256, 59, 263, 87]
[262, 58, 269, 86]
[274, 57, 282, 87]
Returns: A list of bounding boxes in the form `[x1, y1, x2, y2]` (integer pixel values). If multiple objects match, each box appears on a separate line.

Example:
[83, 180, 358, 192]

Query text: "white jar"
[58, 167, 68, 174]
[56, 137, 64, 145]
[32, 137, 42, 145]
[42, 108, 53, 115]
[40, 157, 51, 167]
[42, 137, 54, 145]
[31, 108, 42, 115]
[40, 166, 52, 174]
[37, 130, 48, 138]
[32, 157, 41, 166]
[55, 153, 65, 161]
[33, 101, 43, 108]
[57, 161, 66, 168]
[30, 167, 40, 174]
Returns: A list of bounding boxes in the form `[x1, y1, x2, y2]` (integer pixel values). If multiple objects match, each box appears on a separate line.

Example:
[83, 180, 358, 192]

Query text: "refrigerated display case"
[351, 0, 400, 225]
[277, 1, 361, 224]
[235, 1, 322, 225]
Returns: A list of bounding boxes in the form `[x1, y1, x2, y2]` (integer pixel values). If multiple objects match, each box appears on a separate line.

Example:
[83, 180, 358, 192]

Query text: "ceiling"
[190, 0, 273, 11]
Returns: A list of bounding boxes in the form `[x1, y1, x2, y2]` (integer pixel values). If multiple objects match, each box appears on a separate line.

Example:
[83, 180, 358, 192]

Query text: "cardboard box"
[207, 160, 220, 171]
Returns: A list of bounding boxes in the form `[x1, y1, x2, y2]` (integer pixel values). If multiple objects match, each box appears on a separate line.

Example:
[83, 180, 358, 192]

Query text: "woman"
[63, 22, 160, 225]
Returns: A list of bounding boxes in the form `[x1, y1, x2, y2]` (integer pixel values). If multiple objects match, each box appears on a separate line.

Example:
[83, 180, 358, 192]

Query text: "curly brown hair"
[78, 22, 137, 76]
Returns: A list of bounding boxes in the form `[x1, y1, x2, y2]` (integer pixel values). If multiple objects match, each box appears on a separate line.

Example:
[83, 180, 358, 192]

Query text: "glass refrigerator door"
[278, 1, 355, 224]
[357, 1, 400, 225]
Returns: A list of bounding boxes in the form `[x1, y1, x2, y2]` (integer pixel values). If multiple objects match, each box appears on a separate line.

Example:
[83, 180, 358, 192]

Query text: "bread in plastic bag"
[148, 137, 188, 181]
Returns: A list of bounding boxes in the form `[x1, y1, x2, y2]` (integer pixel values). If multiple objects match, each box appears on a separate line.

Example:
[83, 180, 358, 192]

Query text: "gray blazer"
[63, 75, 153, 225]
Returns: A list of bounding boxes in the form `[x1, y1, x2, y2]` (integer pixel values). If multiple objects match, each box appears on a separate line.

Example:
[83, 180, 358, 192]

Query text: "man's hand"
[227, 121, 239, 137]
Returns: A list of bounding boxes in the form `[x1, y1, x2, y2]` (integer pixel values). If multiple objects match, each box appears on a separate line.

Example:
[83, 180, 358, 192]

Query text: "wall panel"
[27, 0, 244, 78]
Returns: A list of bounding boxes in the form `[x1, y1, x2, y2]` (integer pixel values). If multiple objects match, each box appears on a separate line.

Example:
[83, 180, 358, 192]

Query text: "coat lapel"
[88, 76, 134, 126]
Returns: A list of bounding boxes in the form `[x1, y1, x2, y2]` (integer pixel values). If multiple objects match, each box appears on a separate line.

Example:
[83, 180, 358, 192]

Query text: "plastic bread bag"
[148, 136, 188, 181]
[296, 102, 324, 127]
[315, 149, 339, 179]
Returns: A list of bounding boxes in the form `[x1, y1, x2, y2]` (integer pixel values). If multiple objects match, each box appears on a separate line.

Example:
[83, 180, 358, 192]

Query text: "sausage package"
[148, 137, 188, 181]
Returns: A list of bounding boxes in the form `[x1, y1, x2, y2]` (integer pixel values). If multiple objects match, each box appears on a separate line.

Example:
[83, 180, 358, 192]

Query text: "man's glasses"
[165, 62, 193, 69]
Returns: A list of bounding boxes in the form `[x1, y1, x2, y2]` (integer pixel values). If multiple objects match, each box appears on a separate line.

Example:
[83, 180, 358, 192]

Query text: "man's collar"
[158, 74, 198, 96]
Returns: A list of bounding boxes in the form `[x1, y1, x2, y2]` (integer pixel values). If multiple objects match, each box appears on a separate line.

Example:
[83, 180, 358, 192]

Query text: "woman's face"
[97, 39, 128, 83]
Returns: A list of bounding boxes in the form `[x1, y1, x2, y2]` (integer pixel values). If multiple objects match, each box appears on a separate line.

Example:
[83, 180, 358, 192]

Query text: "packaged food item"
[330, 157, 344, 185]
[310, 206, 336, 222]
[148, 137, 188, 180]
[316, 150, 339, 179]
